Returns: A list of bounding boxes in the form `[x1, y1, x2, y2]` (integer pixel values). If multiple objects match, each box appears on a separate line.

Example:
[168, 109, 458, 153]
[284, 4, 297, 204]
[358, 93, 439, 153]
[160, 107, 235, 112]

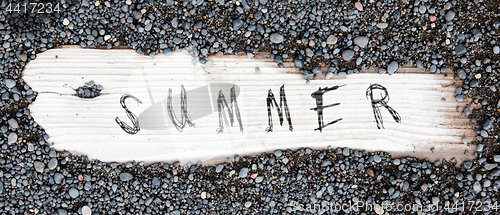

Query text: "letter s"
[115, 94, 142, 134]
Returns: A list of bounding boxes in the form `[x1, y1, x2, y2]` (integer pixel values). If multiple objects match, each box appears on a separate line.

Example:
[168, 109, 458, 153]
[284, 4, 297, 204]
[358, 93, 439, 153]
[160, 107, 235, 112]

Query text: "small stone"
[494, 155, 500, 162]
[7, 133, 17, 144]
[216, 164, 224, 173]
[239, 168, 249, 178]
[270, 33, 284, 43]
[305, 49, 314, 57]
[419, 5, 427, 14]
[455, 44, 467, 55]
[476, 143, 483, 151]
[481, 130, 488, 137]
[200, 48, 209, 56]
[325, 72, 334, 80]
[104, 35, 111, 40]
[356, 57, 362, 65]
[429, 15, 436, 22]
[473, 181, 482, 193]
[4, 79, 16, 88]
[255, 176, 264, 183]
[342, 49, 355, 61]
[58, 208, 70, 214]
[494, 46, 500, 54]
[201, 192, 207, 199]
[328, 67, 336, 74]
[245, 201, 252, 208]
[462, 137, 468, 144]
[54, 173, 64, 183]
[312, 67, 322, 74]
[354, 36, 369, 48]
[294, 59, 303, 68]
[456, 94, 464, 102]
[458, 70, 467, 79]
[456, 173, 463, 181]
[373, 155, 381, 163]
[484, 180, 491, 188]
[377, 23, 388, 29]
[484, 119, 493, 130]
[274, 55, 283, 63]
[282, 158, 289, 164]
[233, 18, 244, 30]
[81, 206, 92, 215]
[416, 60, 424, 68]
[193, 21, 203, 29]
[387, 61, 399, 75]
[120, 173, 133, 181]
[34, 161, 45, 173]
[338, 72, 347, 78]
[19, 54, 27, 61]
[173, 38, 182, 44]
[354, 2, 363, 11]
[464, 161, 473, 169]
[69, 188, 79, 198]
[411, 162, 422, 168]
[342, 148, 350, 156]
[250, 173, 258, 179]
[473, 28, 482, 39]
[301, 70, 314, 80]
[326, 35, 338, 45]
[432, 197, 440, 204]
[446, 11, 455, 21]
[309, 40, 315, 47]
[26, 33, 35, 40]
[48, 158, 58, 170]
[63, 18, 70, 26]
[485, 163, 498, 171]
[374, 204, 384, 215]
[274, 150, 282, 157]
[163, 48, 172, 56]
[366, 168, 374, 177]
[464, 107, 470, 115]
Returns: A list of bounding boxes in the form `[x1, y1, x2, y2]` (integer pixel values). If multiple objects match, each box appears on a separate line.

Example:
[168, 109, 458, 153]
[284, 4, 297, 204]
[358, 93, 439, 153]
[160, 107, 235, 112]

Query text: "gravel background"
[1, 0, 500, 214]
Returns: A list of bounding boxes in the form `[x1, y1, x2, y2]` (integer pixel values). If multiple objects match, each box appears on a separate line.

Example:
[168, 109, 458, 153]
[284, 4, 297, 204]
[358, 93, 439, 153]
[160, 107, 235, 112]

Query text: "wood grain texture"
[23, 47, 476, 165]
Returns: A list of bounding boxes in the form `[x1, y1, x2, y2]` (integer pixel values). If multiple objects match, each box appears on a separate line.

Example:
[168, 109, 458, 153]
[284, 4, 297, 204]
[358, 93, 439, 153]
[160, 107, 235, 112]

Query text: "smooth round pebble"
[387, 61, 399, 75]
[7, 133, 17, 144]
[354, 36, 369, 48]
[48, 158, 58, 170]
[34, 161, 45, 173]
[69, 188, 79, 198]
[81, 206, 92, 215]
[120, 173, 134, 181]
[342, 49, 355, 61]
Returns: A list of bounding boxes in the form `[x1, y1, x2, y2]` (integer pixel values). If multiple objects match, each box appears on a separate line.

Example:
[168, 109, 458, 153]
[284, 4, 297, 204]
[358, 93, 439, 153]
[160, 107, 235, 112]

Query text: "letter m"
[266, 84, 293, 132]
[216, 85, 243, 133]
